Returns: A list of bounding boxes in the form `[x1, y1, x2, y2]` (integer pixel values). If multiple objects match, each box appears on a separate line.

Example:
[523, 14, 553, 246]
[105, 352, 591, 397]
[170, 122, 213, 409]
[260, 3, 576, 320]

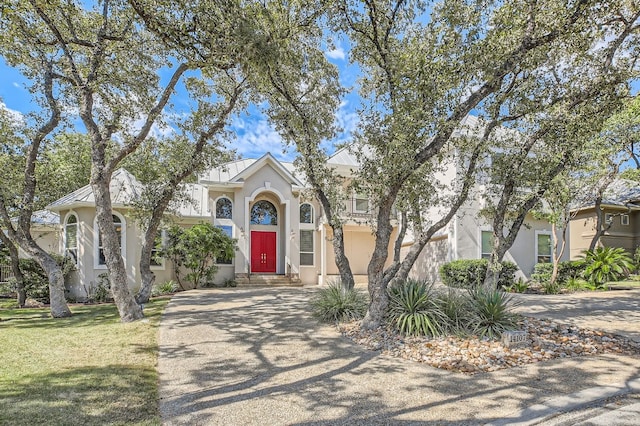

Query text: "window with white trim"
[354, 193, 369, 213]
[536, 232, 552, 263]
[300, 203, 314, 224]
[621, 214, 630, 226]
[216, 197, 232, 219]
[481, 231, 493, 259]
[96, 214, 125, 266]
[605, 213, 614, 224]
[216, 225, 233, 265]
[300, 230, 314, 266]
[65, 213, 78, 264]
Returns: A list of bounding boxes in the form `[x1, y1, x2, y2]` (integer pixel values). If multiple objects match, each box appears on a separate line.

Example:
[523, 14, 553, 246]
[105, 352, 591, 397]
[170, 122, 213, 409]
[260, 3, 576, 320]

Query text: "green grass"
[0, 298, 170, 426]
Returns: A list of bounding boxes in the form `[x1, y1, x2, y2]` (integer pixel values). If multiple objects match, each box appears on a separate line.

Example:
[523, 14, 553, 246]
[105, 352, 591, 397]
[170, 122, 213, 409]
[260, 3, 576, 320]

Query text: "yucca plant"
[310, 282, 368, 323]
[583, 247, 633, 288]
[468, 288, 520, 339]
[436, 289, 473, 335]
[387, 279, 446, 337]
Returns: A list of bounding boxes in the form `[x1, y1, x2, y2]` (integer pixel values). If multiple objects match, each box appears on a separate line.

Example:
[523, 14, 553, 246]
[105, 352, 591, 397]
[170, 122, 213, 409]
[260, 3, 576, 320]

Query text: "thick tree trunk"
[136, 212, 164, 304]
[330, 226, 355, 290]
[589, 196, 605, 251]
[16, 235, 71, 317]
[362, 199, 395, 329]
[92, 178, 143, 322]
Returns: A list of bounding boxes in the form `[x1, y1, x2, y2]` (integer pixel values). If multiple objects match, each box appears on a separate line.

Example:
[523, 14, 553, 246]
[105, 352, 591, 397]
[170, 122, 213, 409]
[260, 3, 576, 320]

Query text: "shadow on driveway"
[159, 288, 640, 425]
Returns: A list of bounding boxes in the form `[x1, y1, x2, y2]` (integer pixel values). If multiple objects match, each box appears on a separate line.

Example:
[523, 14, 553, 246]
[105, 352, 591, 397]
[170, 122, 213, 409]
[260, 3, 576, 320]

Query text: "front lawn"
[0, 298, 170, 426]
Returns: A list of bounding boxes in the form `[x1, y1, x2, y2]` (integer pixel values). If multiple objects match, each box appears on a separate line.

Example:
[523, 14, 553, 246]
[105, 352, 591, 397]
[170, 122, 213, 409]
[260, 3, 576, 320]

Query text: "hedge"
[531, 260, 586, 285]
[439, 259, 517, 289]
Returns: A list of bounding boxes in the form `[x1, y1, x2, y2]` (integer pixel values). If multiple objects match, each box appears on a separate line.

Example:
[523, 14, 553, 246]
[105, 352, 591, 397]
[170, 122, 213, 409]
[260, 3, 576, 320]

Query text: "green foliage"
[387, 280, 446, 337]
[163, 223, 237, 288]
[467, 289, 521, 339]
[436, 289, 473, 335]
[634, 246, 640, 273]
[151, 280, 179, 297]
[439, 259, 517, 289]
[310, 283, 368, 323]
[565, 277, 593, 292]
[502, 278, 529, 293]
[18, 255, 75, 304]
[531, 261, 587, 293]
[583, 247, 633, 287]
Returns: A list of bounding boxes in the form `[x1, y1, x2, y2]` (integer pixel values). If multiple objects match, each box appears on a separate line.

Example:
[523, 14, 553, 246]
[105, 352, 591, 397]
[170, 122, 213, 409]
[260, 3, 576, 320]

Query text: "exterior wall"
[453, 202, 569, 279]
[404, 235, 450, 283]
[323, 225, 398, 277]
[208, 161, 302, 282]
[569, 207, 640, 259]
[58, 206, 183, 300]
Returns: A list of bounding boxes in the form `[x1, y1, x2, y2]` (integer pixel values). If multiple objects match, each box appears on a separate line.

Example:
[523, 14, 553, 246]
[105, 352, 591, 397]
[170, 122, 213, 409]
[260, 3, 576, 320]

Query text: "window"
[354, 193, 369, 213]
[605, 213, 614, 224]
[622, 214, 630, 226]
[216, 197, 232, 219]
[481, 231, 493, 259]
[536, 233, 552, 263]
[65, 214, 78, 264]
[300, 203, 314, 224]
[300, 230, 314, 266]
[97, 214, 125, 266]
[250, 200, 278, 225]
[150, 231, 165, 268]
[216, 225, 233, 265]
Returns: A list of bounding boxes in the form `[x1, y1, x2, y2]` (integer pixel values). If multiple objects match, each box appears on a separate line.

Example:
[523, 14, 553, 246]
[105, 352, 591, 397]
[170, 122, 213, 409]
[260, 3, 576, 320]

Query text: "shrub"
[19, 255, 76, 303]
[583, 247, 633, 287]
[439, 259, 517, 289]
[310, 282, 368, 323]
[468, 289, 521, 338]
[436, 289, 473, 335]
[531, 261, 586, 288]
[151, 280, 179, 297]
[502, 277, 529, 293]
[387, 279, 447, 337]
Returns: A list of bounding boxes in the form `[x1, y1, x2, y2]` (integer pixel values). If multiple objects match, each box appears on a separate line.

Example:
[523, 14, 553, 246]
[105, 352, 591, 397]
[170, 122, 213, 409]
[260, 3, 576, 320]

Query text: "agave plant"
[583, 247, 633, 288]
[387, 279, 447, 337]
[310, 282, 368, 323]
[468, 288, 521, 339]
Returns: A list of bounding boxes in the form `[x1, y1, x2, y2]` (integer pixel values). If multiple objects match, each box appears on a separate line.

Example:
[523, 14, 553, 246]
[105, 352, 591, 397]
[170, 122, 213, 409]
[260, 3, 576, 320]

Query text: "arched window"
[216, 197, 233, 219]
[300, 203, 314, 224]
[250, 200, 278, 225]
[65, 213, 78, 264]
[96, 214, 125, 266]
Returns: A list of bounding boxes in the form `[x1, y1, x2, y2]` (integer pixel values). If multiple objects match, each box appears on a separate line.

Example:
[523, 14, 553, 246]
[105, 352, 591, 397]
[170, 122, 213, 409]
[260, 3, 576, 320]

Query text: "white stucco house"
[37, 145, 567, 299]
[34, 115, 568, 297]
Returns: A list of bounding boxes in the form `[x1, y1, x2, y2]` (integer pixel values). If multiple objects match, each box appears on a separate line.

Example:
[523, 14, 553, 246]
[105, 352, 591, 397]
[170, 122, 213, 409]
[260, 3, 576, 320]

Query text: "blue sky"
[0, 40, 359, 163]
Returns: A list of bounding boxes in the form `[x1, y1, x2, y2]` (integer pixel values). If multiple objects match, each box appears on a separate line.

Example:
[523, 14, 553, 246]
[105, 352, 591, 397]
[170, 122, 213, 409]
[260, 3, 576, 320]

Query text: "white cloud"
[12, 82, 20, 88]
[0, 100, 24, 125]
[229, 118, 294, 161]
[326, 46, 346, 61]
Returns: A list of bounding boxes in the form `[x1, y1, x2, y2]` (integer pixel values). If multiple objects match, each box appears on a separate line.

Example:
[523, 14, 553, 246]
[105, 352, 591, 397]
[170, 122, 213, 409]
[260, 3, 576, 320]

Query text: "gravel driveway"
[158, 287, 640, 425]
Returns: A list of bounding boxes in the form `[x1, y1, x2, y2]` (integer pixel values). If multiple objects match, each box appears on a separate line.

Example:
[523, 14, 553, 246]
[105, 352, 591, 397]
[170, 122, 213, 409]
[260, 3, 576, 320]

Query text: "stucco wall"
[569, 207, 640, 259]
[455, 203, 569, 279]
[404, 236, 450, 283]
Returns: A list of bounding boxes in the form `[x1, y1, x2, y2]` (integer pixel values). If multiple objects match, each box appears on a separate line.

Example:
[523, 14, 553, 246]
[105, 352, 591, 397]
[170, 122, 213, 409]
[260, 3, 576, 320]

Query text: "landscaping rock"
[338, 317, 640, 375]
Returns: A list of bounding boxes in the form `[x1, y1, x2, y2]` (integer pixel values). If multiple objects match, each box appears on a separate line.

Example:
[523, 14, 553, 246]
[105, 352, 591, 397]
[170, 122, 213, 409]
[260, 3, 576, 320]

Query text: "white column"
[320, 222, 326, 285]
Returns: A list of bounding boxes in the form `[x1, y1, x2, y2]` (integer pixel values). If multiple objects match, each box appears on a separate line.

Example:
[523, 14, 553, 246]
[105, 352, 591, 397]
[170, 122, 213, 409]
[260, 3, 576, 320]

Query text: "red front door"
[251, 231, 277, 273]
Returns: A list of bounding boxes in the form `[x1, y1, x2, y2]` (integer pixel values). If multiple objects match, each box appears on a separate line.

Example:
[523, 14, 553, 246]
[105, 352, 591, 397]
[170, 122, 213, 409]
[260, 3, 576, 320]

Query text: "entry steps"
[235, 274, 302, 287]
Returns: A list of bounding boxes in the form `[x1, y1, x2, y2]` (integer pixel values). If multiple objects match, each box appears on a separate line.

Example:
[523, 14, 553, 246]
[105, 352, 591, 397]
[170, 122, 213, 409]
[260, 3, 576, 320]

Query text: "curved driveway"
[158, 288, 640, 425]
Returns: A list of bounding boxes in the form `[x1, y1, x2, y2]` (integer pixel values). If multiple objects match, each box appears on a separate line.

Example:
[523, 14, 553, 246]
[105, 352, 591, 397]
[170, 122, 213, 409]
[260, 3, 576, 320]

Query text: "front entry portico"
[250, 231, 277, 273]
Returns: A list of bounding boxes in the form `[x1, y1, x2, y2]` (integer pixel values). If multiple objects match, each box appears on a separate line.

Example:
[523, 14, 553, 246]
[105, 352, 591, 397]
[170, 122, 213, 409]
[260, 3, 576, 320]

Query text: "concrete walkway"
[158, 288, 640, 425]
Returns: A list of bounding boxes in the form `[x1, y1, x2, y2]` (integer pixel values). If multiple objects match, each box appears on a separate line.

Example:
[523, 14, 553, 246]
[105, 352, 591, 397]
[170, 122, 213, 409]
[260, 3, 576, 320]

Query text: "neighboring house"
[569, 178, 640, 259]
